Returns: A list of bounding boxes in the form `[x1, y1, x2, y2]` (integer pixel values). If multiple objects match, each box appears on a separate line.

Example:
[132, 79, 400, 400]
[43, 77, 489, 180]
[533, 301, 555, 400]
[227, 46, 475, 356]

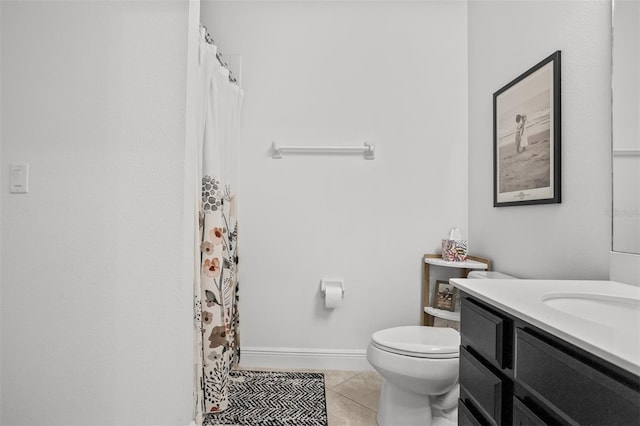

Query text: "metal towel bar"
[271, 141, 375, 160]
[613, 149, 640, 157]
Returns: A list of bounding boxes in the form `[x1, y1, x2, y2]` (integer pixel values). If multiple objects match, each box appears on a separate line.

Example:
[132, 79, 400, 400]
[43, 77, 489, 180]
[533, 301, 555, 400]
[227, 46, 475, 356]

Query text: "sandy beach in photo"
[498, 126, 551, 193]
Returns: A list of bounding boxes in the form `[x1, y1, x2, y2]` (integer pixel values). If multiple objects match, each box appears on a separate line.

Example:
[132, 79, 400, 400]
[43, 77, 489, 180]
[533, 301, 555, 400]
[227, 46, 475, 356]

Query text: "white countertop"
[450, 278, 640, 376]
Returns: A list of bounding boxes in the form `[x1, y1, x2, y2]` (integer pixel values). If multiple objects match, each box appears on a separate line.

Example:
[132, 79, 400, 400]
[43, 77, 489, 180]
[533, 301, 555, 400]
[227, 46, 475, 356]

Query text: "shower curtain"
[194, 27, 243, 418]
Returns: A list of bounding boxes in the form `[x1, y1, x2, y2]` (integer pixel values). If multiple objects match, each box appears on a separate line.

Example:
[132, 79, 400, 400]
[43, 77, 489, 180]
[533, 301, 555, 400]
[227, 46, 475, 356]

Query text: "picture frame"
[493, 51, 561, 207]
[434, 280, 457, 312]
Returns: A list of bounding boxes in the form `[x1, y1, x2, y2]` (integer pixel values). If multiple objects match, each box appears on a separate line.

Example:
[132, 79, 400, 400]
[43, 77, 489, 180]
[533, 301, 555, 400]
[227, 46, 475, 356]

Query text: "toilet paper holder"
[320, 279, 344, 297]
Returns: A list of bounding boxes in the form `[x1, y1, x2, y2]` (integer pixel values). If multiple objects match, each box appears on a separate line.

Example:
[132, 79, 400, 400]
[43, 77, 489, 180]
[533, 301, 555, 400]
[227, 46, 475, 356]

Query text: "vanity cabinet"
[458, 294, 640, 426]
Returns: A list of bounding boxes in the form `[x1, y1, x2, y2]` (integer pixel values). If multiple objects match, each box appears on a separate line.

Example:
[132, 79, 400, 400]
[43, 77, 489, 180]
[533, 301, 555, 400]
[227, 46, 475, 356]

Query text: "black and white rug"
[204, 370, 328, 426]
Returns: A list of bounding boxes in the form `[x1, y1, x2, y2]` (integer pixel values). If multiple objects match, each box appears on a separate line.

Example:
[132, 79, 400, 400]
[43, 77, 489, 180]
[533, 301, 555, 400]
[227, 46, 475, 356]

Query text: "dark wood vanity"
[457, 293, 640, 426]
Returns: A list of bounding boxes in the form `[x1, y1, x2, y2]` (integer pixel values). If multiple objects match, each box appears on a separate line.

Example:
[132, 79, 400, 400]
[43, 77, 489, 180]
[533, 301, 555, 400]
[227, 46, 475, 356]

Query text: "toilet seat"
[371, 326, 460, 359]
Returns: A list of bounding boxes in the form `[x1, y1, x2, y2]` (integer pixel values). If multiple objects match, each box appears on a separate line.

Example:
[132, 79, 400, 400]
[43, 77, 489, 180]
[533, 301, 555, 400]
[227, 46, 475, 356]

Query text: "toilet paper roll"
[324, 284, 343, 309]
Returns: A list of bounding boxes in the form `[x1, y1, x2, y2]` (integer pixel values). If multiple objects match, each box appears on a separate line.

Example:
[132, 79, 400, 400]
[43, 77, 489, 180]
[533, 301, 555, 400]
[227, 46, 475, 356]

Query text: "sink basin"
[541, 292, 640, 327]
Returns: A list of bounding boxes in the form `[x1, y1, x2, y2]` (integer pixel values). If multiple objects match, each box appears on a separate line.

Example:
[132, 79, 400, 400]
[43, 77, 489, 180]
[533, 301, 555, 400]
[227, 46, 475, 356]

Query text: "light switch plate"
[10, 163, 29, 193]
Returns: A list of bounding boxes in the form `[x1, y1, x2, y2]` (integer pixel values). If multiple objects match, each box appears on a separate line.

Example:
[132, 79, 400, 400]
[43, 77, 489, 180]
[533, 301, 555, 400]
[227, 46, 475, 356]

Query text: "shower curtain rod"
[200, 24, 238, 85]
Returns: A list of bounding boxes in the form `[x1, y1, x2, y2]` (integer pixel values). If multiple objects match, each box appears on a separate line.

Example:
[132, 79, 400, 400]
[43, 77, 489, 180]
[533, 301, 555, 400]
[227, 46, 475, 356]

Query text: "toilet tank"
[467, 271, 517, 279]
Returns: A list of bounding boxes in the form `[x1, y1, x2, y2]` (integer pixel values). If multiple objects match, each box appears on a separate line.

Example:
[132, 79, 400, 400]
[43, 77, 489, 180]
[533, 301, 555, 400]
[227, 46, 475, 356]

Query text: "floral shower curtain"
[194, 27, 244, 419]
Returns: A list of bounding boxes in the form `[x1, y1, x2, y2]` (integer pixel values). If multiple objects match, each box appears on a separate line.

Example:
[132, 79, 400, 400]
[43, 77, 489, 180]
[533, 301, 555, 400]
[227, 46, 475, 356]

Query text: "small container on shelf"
[441, 227, 468, 262]
[441, 239, 468, 262]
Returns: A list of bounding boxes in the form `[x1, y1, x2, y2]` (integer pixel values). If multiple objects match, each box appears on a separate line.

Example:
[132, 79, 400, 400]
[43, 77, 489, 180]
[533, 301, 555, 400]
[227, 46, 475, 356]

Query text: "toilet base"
[376, 379, 458, 426]
[376, 379, 432, 426]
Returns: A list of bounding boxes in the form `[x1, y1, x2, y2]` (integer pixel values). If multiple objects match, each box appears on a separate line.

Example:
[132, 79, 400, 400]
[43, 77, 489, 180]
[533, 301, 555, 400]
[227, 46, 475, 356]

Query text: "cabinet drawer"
[460, 347, 504, 425]
[460, 298, 508, 368]
[516, 328, 640, 425]
[512, 397, 547, 426]
[458, 398, 487, 426]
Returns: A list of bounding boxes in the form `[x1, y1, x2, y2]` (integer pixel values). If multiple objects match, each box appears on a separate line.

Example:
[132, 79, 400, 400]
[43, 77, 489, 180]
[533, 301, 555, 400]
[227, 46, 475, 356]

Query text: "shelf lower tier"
[424, 306, 461, 322]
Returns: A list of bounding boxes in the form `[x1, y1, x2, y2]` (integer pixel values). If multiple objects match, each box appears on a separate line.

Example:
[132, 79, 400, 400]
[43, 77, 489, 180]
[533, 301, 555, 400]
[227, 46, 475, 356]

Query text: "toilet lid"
[371, 326, 460, 358]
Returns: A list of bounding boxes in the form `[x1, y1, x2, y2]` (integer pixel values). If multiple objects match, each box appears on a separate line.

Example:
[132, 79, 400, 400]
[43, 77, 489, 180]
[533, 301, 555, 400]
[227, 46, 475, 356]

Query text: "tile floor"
[324, 370, 382, 425]
[236, 366, 382, 425]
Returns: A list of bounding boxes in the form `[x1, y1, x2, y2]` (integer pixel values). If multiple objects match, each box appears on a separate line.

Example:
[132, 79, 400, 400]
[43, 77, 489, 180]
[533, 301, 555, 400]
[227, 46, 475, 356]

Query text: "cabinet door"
[459, 398, 488, 426]
[512, 397, 548, 426]
[515, 328, 640, 425]
[460, 298, 509, 368]
[460, 347, 506, 425]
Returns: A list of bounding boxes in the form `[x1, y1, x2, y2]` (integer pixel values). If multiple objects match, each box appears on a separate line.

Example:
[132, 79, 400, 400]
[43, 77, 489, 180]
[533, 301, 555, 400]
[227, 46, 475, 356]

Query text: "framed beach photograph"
[434, 280, 456, 312]
[493, 51, 561, 207]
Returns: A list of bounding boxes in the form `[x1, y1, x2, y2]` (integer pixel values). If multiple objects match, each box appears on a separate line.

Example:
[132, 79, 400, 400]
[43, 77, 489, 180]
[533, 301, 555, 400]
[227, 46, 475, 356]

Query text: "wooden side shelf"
[422, 254, 491, 326]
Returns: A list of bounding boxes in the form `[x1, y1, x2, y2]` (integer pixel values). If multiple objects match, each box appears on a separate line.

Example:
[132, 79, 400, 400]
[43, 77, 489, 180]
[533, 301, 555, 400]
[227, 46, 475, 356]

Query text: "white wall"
[1, 2, 193, 425]
[201, 1, 469, 363]
[468, 0, 612, 279]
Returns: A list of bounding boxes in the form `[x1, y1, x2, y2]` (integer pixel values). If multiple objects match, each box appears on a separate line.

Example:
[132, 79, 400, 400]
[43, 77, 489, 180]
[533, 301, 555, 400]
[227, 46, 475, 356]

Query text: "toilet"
[367, 326, 461, 426]
[367, 270, 517, 426]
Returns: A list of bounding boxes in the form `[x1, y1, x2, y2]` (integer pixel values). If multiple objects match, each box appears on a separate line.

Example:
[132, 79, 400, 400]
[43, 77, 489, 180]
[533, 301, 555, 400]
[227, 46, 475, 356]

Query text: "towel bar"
[271, 141, 375, 160]
[613, 149, 640, 157]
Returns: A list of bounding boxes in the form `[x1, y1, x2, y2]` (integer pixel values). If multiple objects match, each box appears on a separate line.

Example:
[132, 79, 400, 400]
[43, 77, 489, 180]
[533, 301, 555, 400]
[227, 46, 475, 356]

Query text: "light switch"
[10, 163, 29, 193]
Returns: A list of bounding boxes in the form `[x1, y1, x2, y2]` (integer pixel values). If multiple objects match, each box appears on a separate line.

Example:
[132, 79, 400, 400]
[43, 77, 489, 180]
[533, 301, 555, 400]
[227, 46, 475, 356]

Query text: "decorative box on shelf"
[441, 239, 469, 262]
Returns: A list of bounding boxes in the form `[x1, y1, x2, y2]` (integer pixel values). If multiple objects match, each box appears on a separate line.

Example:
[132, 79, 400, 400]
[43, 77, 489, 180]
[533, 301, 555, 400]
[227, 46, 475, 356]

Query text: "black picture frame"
[493, 51, 561, 207]
[434, 280, 456, 312]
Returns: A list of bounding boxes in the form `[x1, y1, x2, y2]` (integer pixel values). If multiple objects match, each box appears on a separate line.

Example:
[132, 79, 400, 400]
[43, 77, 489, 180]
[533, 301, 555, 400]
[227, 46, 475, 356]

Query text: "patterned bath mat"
[204, 370, 327, 426]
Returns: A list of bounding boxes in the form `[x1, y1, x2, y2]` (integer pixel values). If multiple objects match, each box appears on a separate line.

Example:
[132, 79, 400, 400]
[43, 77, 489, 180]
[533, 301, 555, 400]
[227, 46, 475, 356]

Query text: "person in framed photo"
[514, 113, 530, 154]
[515, 114, 523, 153]
[520, 113, 529, 152]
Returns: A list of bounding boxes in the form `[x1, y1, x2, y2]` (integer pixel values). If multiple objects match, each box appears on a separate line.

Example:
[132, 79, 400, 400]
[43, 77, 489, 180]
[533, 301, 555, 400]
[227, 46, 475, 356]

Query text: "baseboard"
[239, 346, 373, 371]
